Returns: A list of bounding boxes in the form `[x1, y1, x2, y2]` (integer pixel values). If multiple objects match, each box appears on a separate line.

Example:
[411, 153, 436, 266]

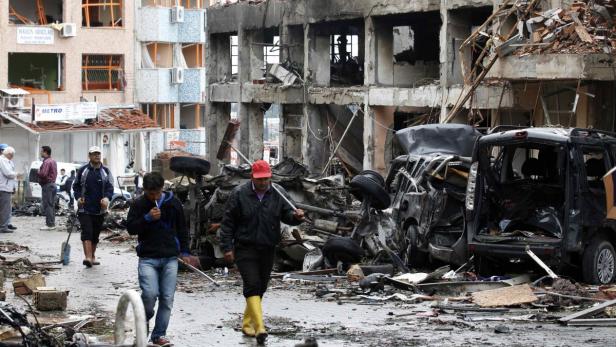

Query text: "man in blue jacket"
[72, 146, 114, 268]
[126, 172, 190, 347]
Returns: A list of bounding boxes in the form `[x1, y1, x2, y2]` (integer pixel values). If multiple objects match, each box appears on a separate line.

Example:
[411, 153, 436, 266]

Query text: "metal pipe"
[321, 108, 360, 176]
[114, 290, 148, 347]
[178, 257, 220, 287]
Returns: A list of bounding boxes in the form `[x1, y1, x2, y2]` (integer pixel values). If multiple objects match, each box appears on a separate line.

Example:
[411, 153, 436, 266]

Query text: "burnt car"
[386, 124, 481, 267]
[467, 127, 616, 284]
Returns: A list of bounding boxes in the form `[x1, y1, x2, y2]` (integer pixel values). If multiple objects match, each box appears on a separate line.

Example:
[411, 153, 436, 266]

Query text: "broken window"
[230, 35, 238, 75]
[9, 0, 63, 25]
[263, 36, 280, 71]
[142, 103, 175, 128]
[82, 0, 123, 28]
[330, 35, 359, 65]
[179, 104, 205, 128]
[142, 0, 205, 8]
[320, 19, 364, 86]
[143, 43, 174, 68]
[9, 53, 64, 91]
[82, 55, 124, 91]
[182, 44, 204, 68]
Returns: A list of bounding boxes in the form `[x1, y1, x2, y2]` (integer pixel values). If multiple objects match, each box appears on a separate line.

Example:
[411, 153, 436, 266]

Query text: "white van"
[26, 161, 83, 201]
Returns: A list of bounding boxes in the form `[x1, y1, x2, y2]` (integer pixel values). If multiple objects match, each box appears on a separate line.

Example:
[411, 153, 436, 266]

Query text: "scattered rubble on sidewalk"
[13, 273, 46, 295]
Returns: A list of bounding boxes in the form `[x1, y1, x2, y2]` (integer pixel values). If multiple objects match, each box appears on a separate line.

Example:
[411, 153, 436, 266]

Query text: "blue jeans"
[138, 257, 178, 340]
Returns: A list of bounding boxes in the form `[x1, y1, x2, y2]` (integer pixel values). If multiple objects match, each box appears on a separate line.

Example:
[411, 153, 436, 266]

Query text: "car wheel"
[403, 225, 428, 268]
[357, 170, 385, 187]
[170, 156, 211, 177]
[583, 237, 616, 284]
[350, 174, 391, 210]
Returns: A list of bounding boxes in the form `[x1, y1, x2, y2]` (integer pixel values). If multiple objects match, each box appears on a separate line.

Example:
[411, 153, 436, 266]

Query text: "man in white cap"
[0, 146, 17, 233]
[72, 146, 114, 267]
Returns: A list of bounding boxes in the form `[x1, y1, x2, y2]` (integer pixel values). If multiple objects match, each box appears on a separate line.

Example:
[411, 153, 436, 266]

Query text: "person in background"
[0, 144, 16, 231]
[134, 169, 145, 197]
[58, 169, 68, 190]
[38, 146, 58, 231]
[64, 170, 76, 209]
[0, 147, 17, 233]
[73, 146, 114, 268]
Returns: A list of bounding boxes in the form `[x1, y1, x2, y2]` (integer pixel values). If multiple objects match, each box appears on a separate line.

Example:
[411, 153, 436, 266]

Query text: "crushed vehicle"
[385, 124, 481, 267]
[467, 127, 616, 284]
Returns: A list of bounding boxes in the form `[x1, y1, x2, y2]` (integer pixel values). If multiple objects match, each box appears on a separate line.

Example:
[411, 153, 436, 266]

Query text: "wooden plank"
[472, 284, 538, 307]
[575, 25, 594, 43]
[559, 298, 616, 323]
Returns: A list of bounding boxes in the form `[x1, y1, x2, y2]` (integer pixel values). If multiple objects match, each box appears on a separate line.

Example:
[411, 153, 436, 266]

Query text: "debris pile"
[507, 0, 616, 55]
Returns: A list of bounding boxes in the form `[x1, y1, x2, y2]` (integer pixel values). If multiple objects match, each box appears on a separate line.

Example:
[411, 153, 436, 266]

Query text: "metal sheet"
[395, 124, 481, 157]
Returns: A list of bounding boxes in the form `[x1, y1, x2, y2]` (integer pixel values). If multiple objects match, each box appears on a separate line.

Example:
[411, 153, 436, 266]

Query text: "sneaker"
[151, 336, 172, 346]
[7, 224, 17, 230]
[40, 225, 56, 231]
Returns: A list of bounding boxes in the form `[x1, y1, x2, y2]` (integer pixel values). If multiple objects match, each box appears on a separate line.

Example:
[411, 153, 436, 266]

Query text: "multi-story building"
[204, 0, 616, 175]
[135, 0, 207, 156]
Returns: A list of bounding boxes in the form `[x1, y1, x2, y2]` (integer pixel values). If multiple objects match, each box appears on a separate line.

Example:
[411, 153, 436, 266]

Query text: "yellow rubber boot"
[242, 300, 256, 337]
[247, 296, 268, 344]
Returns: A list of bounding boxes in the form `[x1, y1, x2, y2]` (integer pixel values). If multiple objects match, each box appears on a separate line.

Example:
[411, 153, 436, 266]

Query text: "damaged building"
[204, 0, 616, 175]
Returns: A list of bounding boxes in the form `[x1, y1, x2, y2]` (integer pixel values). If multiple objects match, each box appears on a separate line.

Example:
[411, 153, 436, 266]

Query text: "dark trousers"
[41, 183, 56, 227]
[235, 245, 275, 298]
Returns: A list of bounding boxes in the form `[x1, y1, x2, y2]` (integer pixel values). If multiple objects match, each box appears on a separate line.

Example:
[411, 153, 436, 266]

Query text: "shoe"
[247, 296, 267, 344]
[0, 228, 13, 233]
[82, 259, 93, 268]
[151, 336, 172, 346]
[242, 299, 256, 337]
[40, 225, 56, 231]
[92, 260, 100, 265]
[7, 224, 16, 230]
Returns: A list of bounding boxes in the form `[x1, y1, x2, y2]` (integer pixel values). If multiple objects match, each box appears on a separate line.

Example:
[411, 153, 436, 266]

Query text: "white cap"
[88, 146, 101, 154]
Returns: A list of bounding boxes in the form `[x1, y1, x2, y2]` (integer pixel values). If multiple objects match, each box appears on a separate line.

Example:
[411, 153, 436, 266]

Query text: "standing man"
[38, 146, 57, 230]
[72, 146, 114, 268]
[134, 169, 145, 197]
[126, 172, 191, 347]
[0, 144, 16, 231]
[220, 160, 305, 344]
[58, 169, 68, 189]
[0, 147, 17, 234]
[64, 170, 76, 209]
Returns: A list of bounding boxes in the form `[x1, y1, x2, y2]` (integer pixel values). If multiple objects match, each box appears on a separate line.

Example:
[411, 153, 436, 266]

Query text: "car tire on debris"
[170, 156, 211, 177]
[350, 173, 391, 210]
[583, 237, 616, 284]
[322, 237, 364, 266]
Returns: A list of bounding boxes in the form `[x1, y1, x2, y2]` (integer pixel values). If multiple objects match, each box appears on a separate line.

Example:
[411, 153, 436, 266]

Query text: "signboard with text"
[33, 102, 98, 122]
[16, 27, 54, 45]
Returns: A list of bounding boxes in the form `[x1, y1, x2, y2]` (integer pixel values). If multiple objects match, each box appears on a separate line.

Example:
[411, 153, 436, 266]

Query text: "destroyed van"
[467, 127, 616, 284]
[386, 124, 482, 267]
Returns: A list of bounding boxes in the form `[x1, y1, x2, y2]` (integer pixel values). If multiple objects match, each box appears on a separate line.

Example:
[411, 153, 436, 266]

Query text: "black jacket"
[126, 191, 189, 258]
[220, 182, 302, 252]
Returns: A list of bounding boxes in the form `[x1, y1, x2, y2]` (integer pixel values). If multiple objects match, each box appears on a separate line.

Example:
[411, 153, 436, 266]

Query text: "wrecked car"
[467, 127, 616, 284]
[386, 124, 481, 267]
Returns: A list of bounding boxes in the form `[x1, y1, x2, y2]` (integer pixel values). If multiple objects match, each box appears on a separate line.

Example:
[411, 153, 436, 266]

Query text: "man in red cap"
[220, 160, 304, 344]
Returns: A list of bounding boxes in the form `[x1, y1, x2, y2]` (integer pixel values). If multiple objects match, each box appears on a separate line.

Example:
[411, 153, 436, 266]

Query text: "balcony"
[137, 7, 205, 43]
[136, 68, 205, 104]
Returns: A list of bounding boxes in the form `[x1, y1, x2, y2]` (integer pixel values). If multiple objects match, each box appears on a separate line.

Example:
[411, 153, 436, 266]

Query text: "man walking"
[0, 147, 17, 234]
[220, 160, 304, 344]
[72, 147, 114, 268]
[38, 146, 57, 230]
[127, 172, 190, 347]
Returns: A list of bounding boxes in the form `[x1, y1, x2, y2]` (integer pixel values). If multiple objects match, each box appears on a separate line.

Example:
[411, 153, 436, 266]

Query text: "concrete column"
[206, 103, 231, 168]
[239, 103, 264, 161]
[302, 104, 328, 173]
[281, 104, 303, 161]
[363, 102, 375, 170]
[304, 24, 330, 86]
[364, 17, 376, 86]
[239, 29, 265, 83]
[281, 25, 304, 67]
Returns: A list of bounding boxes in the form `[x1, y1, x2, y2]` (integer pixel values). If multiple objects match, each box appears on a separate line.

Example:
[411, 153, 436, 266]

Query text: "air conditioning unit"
[171, 6, 185, 23]
[171, 67, 184, 84]
[4, 96, 24, 109]
[61, 23, 77, 37]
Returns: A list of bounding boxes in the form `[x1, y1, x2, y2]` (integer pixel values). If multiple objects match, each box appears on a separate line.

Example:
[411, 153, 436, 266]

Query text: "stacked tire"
[350, 170, 390, 210]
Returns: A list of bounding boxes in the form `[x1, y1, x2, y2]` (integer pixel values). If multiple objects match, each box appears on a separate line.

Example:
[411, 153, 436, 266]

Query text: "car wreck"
[467, 127, 616, 284]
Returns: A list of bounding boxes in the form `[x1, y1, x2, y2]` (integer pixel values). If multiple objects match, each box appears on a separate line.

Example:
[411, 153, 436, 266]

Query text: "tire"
[170, 156, 211, 177]
[322, 237, 364, 266]
[358, 170, 385, 187]
[583, 237, 616, 284]
[403, 225, 428, 268]
[350, 174, 391, 210]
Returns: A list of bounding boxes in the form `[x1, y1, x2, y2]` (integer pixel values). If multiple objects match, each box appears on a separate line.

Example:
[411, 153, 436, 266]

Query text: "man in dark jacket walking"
[127, 172, 190, 347]
[72, 146, 114, 267]
[220, 160, 304, 344]
[38, 146, 57, 230]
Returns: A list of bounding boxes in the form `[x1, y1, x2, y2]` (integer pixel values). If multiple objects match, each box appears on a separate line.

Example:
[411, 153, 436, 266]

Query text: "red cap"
[252, 160, 272, 179]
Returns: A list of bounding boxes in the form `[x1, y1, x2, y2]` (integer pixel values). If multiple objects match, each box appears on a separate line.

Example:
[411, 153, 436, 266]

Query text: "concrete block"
[12, 274, 46, 296]
[33, 288, 68, 311]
